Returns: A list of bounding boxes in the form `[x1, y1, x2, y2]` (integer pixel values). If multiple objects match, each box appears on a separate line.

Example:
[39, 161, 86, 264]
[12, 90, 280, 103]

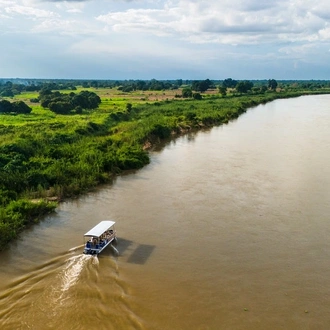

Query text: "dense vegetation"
[0, 78, 330, 250]
[39, 89, 101, 114]
[0, 100, 32, 114]
[2, 78, 330, 96]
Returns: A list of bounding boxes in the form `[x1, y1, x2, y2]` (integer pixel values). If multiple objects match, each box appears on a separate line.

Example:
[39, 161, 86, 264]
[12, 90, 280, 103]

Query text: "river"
[1, 95, 330, 330]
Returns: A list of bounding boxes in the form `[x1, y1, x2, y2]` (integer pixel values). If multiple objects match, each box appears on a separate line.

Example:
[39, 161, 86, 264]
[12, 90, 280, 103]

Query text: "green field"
[0, 85, 330, 249]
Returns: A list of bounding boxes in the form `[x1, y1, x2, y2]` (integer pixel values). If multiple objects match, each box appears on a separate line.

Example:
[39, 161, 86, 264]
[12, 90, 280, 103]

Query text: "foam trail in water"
[92, 256, 99, 265]
[61, 255, 90, 292]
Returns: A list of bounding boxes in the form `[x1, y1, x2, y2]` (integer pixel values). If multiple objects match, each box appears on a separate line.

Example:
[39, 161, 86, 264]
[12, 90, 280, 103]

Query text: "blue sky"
[1, 0, 330, 80]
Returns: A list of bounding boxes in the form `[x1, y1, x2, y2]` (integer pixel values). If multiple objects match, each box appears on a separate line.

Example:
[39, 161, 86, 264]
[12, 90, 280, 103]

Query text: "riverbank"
[0, 89, 329, 249]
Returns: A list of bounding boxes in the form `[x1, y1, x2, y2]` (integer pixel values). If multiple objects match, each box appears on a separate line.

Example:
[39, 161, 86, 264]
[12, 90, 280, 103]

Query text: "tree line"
[1, 78, 330, 100]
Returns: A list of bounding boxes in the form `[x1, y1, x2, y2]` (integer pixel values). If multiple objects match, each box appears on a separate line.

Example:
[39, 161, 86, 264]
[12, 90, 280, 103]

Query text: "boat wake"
[0, 250, 145, 330]
[0, 252, 98, 321]
[57, 254, 96, 298]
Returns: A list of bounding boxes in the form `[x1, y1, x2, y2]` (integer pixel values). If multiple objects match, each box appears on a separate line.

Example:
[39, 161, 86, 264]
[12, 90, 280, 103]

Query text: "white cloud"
[1, 0, 330, 79]
[319, 26, 330, 40]
[4, 4, 57, 18]
[55, 1, 85, 14]
[94, 0, 330, 46]
[31, 18, 77, 34]
[0, 0, 14, 5]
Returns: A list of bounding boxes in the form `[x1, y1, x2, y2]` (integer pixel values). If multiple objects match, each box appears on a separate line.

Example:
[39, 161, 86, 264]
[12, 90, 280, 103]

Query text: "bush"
[0, 222, 17, 250]
[193, 93, 202, 100]
[6, 199, 56, 226]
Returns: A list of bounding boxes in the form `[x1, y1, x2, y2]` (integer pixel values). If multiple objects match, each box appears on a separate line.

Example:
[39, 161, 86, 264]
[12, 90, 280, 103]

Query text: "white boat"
[83, 220, 117, 255]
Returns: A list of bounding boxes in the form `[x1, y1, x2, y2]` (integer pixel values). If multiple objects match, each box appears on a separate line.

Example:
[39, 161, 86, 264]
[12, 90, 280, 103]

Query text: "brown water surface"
[1, 95, 330, 329]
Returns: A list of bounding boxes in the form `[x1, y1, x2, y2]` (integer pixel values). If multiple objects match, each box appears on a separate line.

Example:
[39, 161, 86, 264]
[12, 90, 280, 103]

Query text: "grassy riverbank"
[0, 88, 329, 249]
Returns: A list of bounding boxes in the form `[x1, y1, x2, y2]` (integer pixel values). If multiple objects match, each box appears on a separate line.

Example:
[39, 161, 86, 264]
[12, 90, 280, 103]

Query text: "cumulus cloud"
[4, 4, 57, 18]
[94, 0, 330, 46]
[1, 0, 330, 78]
[3, 0, 330, 44]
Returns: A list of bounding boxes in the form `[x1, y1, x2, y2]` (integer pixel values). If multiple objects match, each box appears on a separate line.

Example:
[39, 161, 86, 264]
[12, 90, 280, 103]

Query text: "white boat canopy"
[84, 220, 116, 237]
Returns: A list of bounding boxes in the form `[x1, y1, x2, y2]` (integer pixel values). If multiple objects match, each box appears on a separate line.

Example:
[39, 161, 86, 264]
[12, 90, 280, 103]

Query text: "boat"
[83, 220, 117, 255]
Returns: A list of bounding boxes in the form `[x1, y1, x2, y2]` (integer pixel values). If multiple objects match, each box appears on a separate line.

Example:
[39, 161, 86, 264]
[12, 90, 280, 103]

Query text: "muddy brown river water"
[1, 95, 330, 330]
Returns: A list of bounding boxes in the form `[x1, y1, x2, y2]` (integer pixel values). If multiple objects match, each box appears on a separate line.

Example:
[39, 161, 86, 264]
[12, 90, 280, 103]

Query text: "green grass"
[0, 87, 330, 249]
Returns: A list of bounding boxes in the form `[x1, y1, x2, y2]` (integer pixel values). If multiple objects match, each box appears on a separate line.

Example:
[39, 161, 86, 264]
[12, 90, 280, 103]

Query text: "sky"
[1, 0, 330, 80]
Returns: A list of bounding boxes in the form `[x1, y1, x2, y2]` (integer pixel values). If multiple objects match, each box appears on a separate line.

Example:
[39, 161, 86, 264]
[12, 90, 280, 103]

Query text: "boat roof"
[84, 220, 116, 237]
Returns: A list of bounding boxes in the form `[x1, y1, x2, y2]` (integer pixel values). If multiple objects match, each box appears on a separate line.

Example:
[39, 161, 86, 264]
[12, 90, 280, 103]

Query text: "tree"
[223, 78, 238, 89]
[0, 100, 12, 113]
[136, 80, 147, 91]
[0, 100, 31, 114]
[193, 93, 202, 100]
[149, 79, 164, 90]
[48, 101, 72, 114]
[122, 85, 133, 92]
[12, 101, 32, 114]
[86, 93, 101, 109]
[192, 79, 212, 93]
[176, 79, 183, 87]
[219, 86, 227, 96]
[39, 88, 52, 97]
[40, 90, 101, 113]
[40, 96, 52, 108]
[1, 89, 14, 97]
[182, 87, 192, 98]
[72, 93, 88, 109]
[268, 79, 278, 91]
[260, 85, 268, 93]
[236, 80, 253, 93]
[90, 80, 99, 88]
